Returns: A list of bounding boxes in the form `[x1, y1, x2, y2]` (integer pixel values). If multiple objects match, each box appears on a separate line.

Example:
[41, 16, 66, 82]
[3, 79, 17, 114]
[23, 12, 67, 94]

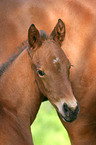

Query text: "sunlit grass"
[31, 101, 71, 145]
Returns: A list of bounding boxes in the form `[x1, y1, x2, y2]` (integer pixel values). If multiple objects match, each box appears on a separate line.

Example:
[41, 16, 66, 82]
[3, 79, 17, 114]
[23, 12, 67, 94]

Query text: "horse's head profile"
[28, 19, 79, 122]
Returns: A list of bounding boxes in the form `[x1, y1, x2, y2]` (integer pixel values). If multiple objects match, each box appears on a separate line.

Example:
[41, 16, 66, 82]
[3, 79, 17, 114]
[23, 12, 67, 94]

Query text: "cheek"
[42, 78, 50, 89]
[41, 77, 56, 97]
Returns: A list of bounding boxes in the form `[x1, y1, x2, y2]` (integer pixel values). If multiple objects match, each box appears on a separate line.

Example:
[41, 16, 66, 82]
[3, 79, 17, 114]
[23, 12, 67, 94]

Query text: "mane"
[0, 31, 48, 77]
[0, 40, 28, 77]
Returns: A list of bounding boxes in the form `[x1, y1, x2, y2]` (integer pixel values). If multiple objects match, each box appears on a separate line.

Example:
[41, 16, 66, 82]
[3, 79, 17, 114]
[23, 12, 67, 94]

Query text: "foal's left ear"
[50, 19, 65, 46]
[28, 24, 40, 49]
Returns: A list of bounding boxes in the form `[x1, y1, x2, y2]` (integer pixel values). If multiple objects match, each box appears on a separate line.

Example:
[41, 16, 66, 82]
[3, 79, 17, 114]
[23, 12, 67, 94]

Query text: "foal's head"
[28, 19, 79, 122]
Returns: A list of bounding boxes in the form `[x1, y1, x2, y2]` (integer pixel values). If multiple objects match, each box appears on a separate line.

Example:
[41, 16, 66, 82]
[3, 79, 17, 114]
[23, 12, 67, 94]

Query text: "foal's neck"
[0, 49, 42, 125]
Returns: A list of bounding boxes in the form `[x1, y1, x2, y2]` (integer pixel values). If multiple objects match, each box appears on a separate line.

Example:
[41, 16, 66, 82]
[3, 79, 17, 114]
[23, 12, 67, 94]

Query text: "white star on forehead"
[53, 57, 60, 64]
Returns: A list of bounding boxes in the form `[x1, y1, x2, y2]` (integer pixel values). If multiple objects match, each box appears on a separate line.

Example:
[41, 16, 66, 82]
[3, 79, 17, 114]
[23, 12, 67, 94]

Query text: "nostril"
[61, 103, 79, 122]
[63, 103, 69, 112]
[63, 103, 71, 117]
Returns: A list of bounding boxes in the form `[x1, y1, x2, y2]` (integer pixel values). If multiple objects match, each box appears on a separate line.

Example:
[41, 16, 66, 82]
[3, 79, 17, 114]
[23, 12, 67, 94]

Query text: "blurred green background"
[31, 101, 71, 145]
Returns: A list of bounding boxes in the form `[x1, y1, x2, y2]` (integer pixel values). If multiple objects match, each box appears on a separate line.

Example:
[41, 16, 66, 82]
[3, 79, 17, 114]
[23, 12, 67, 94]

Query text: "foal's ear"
[28, 24, 40, 49]
[50, 19, 65, 46]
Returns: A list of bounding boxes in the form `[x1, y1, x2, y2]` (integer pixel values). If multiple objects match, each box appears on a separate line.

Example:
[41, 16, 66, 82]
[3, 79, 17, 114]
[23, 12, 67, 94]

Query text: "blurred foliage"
[31, 101, 71, 145]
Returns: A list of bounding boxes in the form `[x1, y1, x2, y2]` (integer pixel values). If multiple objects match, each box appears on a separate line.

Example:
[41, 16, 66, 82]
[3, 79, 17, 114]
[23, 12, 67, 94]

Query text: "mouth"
[59, 112, 78, 123]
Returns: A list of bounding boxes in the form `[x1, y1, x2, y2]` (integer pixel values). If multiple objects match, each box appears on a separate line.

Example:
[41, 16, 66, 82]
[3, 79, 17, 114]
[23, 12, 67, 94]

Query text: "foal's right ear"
[50, 19, 65, 46]
[28, 24, 40, 49]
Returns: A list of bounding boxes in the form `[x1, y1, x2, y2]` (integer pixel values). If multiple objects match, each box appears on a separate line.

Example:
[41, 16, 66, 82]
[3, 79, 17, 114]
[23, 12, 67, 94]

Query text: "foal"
[0, 20, 79, 145]
[0, 0, 96, 144]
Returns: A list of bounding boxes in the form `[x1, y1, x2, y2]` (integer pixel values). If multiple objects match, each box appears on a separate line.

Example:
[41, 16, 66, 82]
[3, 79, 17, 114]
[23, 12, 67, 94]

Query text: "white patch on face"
[55, 99, 66, 117]
[53, 57, 60, 64]
[68, 99, 78, 109]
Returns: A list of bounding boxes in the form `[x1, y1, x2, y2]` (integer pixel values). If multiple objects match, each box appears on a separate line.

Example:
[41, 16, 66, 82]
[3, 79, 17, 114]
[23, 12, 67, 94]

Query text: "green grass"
[31, 101, 71, 145]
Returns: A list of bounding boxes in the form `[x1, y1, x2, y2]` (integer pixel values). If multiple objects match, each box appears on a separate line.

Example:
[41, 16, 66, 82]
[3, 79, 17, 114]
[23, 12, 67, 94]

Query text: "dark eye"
[38, 70, 45, 76]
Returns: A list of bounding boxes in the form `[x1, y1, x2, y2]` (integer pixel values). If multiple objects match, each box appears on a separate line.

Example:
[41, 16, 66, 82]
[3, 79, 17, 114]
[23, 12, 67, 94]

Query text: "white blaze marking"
[53, 57, 60, 64]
